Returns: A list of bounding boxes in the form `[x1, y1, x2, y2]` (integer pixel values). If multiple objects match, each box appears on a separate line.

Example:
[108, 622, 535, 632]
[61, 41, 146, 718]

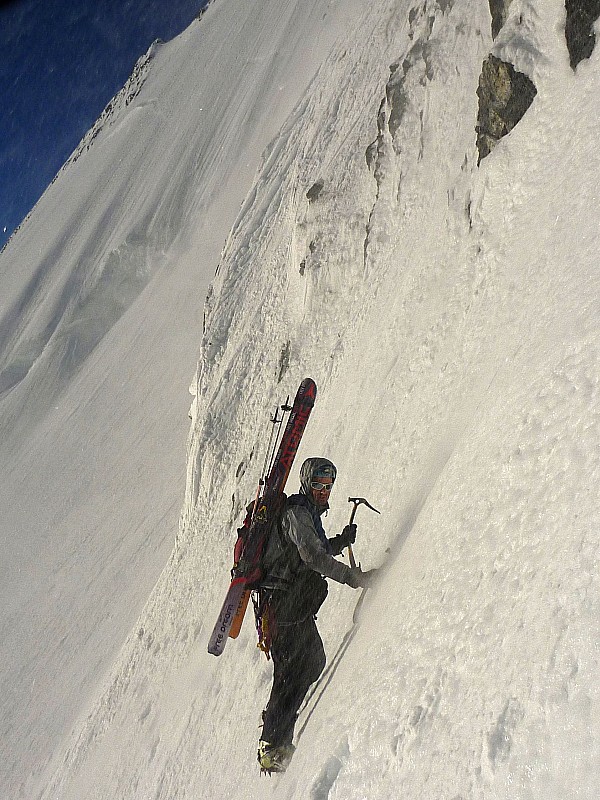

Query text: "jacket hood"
[299, 457, 337, 496]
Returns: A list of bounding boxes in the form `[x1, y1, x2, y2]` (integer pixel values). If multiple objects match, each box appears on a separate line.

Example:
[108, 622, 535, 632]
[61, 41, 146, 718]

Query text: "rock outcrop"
[476, 1, 536, 163]
[565, 0, 600, 68]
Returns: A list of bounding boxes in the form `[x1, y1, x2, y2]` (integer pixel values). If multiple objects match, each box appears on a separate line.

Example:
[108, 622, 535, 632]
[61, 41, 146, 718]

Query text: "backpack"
[235, 495, 328, 657]
[232, 493, 288, 588]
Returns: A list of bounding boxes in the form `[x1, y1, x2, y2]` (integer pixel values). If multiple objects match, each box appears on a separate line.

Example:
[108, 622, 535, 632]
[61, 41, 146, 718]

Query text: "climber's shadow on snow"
[309, 737, 349, 800]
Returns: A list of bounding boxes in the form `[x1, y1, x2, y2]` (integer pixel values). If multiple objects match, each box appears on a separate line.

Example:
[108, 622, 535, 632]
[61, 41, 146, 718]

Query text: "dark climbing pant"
[261, 614, 326, 747]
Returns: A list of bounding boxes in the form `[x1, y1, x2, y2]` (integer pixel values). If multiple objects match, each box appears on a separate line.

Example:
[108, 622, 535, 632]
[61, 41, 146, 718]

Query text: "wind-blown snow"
[2, 0, 599, 798]
[0, 0, 366, 796]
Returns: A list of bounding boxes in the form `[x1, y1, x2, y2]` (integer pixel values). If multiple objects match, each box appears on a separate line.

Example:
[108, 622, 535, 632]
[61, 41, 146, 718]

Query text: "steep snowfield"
[0, 0, 367, 796]
[3, 0, 600, 798]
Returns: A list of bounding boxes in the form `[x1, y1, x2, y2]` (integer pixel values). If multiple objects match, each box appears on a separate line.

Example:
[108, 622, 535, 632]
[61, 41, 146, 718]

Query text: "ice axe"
[346, 497, 381, 569]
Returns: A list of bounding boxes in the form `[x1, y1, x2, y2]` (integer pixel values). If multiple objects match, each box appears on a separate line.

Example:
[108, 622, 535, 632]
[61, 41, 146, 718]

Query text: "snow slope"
[3, 0, 600, 798]
[0, 0, 367, 796]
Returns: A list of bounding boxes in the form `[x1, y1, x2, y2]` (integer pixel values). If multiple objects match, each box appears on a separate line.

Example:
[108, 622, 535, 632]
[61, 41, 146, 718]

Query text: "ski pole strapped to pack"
[208, 378, 317, 657]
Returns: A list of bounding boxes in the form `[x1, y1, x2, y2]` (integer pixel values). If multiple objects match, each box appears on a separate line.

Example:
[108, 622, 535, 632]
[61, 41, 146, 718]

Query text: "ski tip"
[300, 377, 317, 404]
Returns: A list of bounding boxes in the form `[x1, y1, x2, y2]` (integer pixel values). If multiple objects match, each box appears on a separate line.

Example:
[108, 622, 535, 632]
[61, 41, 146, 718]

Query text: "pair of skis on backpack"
[208, 378, 317, 657]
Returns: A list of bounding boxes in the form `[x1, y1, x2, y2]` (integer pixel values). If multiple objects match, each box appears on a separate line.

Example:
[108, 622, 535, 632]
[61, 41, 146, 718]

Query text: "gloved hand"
[345, 566, 379, 589]
[339, 523, 357, 548]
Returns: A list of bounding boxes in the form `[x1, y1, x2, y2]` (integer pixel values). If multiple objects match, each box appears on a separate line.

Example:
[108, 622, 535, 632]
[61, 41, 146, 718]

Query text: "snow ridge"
[63, 39, 163, 172]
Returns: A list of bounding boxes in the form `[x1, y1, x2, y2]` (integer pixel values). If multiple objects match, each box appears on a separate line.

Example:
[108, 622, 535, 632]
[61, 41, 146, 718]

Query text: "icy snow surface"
[0, 0, 366, 796]
[2, 0, 600, 798]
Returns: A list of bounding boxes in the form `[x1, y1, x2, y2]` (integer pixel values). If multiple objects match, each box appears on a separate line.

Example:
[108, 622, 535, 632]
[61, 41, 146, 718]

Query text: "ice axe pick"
[346, 497, 381, 569]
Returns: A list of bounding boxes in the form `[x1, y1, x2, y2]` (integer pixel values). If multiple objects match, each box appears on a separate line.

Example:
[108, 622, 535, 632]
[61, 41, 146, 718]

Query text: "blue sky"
[0, 0, 207, 249]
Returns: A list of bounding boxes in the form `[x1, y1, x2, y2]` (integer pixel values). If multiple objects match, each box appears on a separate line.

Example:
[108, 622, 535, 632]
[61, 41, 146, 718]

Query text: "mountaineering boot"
[257, 740, 296, 774]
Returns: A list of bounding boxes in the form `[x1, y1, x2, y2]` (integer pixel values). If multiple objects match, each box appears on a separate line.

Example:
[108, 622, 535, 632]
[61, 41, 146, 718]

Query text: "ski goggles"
[310, 480, 334, 491]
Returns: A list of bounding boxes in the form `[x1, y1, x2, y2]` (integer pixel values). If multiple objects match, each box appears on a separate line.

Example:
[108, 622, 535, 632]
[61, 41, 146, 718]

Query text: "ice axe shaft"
[346, 496, 381, 569]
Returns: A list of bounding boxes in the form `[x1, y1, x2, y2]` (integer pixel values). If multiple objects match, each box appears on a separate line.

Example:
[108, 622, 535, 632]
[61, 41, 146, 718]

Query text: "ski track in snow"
[2, 0, 600, 798]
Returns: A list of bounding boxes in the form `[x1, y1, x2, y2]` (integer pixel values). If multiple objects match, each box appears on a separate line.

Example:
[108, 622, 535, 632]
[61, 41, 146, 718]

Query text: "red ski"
[208, 378, 317, 656]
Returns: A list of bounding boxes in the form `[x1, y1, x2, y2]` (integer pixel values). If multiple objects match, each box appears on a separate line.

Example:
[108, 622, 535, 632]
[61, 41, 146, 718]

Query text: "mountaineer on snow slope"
[255, 457, 379, 774]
